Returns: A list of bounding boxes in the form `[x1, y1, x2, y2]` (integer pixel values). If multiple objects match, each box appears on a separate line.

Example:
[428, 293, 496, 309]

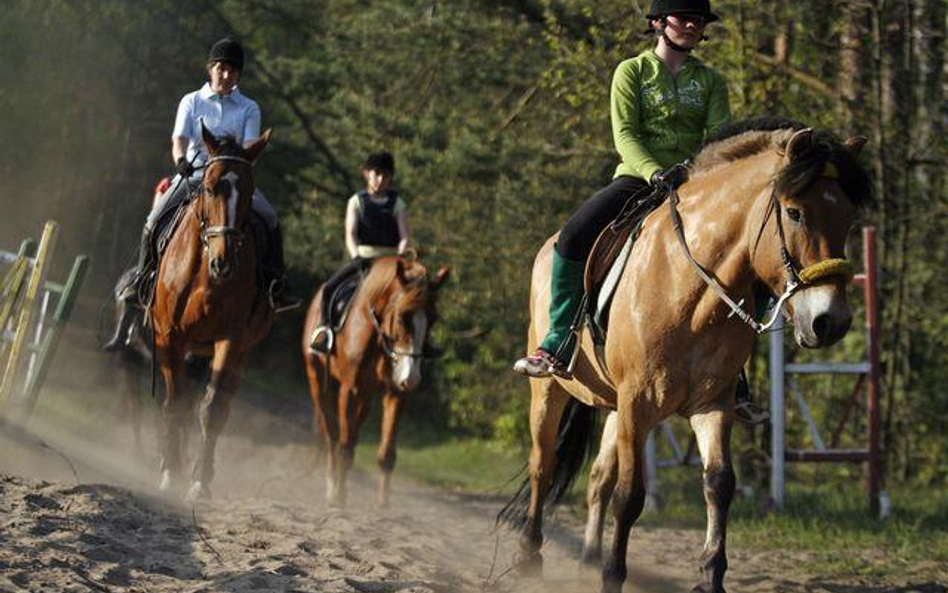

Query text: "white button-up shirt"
[172, 82, 261, 167]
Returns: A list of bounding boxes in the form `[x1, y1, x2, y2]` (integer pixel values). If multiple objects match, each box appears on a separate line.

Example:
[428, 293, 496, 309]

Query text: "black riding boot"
[734, 367, 770, 425]
[266, 227, 302, 313]
[103, 228, 152, 351]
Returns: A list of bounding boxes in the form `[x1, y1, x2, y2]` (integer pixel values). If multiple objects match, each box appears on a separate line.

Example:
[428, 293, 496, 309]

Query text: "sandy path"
[0, 391, 944, 593]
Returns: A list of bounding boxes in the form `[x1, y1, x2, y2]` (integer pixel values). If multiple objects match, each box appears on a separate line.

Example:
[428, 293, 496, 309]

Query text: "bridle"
[667, 140, 854, 334]
[196, 155, 254, 250]
[367, 283, 433, 363]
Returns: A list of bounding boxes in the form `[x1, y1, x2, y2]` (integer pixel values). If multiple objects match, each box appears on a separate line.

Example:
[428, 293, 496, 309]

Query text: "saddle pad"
[583, 192, 664, 341]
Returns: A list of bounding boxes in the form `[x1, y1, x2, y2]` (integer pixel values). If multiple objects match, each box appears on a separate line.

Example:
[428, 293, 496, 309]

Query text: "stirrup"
[734, 400, 770, 425]
[268, 279, 302, 313]
[513, 348, 570, 379]
[309, 325, 334, 353]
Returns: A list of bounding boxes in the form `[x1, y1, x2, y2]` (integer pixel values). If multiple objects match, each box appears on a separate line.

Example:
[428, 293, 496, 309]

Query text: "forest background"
[1, 0, 946, 491]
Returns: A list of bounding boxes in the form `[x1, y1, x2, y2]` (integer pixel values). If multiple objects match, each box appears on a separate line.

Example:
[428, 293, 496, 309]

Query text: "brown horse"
[501, 121, 871, 593]
[151, 124, 273, 500]
[302, 256, 449, 507]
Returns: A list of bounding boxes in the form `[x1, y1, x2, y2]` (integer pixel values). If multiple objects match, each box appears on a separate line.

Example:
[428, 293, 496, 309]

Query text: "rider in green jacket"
[513, 0, 768, 424]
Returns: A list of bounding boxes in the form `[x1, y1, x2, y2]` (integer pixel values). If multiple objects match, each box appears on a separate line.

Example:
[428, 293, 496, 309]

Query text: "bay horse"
[151, 123, 273, 500]
[302, 255, 449, 507]
[501, 120, 871, 593]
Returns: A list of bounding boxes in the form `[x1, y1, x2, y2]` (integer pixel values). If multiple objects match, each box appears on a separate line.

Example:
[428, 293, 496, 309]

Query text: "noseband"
[668, 157, 854, 334]
[197, 155, 254, 249]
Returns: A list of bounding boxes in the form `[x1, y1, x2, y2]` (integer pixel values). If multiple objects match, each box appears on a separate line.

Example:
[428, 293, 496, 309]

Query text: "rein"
[667, 162, 854, 334]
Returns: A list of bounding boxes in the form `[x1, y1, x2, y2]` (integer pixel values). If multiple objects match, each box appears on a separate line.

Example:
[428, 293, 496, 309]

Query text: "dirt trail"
[0, 390, 942, 593]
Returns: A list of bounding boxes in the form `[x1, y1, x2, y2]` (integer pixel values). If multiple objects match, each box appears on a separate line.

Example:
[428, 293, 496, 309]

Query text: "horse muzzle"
[208, 255, 234, 281]
[790, 283, 853, 348]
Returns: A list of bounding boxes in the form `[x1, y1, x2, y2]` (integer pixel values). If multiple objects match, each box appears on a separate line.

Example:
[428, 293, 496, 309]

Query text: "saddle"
[326, 272, 362, 333]
[581, 189, 665, 347]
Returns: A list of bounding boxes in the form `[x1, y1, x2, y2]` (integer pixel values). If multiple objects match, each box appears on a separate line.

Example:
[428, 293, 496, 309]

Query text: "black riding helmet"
[646, 0, 720, 23]
[208, 37, 245, 71]
[364, 151, 395, 175]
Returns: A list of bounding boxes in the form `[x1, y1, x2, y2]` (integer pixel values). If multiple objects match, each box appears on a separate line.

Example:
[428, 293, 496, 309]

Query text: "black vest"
[356, 190, 401, 248]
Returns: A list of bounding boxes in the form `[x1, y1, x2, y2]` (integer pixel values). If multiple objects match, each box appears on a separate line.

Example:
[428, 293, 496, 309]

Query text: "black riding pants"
[556, 175, 651, 261]
[320, 256, 370, 324]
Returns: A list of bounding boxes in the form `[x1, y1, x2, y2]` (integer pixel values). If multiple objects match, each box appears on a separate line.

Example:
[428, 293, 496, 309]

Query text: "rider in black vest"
[309, 151, 409, 351]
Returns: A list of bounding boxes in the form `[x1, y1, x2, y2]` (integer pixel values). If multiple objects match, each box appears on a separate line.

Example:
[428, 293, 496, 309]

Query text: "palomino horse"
[501, 120, 871, 593]
[302, 256, 449, 507]
[151, 124, 273, 500]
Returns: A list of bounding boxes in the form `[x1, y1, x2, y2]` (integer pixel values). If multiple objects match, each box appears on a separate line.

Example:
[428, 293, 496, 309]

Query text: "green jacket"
[611, 48, 731, 181]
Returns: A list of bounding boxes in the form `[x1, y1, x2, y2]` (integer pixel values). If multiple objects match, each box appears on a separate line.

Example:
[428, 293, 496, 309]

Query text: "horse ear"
[845, 136, 867, 155]
[786, 128, 813, 160]
[431, 266, 451, 290]
[395, 258, 407, 282]
[245, 129, 272, 163]
[201, 120, 219, 155]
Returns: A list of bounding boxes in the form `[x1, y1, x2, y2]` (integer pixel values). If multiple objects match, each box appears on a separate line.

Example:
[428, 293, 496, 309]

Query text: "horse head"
[370, 257, 450, 392]
[753, 128, 872, 348]
[198, 122, 270, 282]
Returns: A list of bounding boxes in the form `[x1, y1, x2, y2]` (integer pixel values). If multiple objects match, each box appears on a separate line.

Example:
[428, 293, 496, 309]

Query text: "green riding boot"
[513, 247, 586, 378]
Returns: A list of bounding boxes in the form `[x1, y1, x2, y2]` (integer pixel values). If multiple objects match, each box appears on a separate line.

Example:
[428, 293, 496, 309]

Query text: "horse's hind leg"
[518, 377, 569, 576]
[189, 340, 243, 501]
[582, 410, 618, 566]
[689, 408, 735, 593]
[377, 391, 405, 507]
[601, 407, 649, 593]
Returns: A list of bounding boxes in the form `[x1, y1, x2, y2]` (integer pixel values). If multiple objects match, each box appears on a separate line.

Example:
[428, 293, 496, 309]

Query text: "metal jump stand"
[769, 226, 883, 516]
[1, 221, 89, 422]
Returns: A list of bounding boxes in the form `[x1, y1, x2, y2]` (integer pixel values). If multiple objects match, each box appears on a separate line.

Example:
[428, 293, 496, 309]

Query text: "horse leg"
[518, 378, 569, 577]
[330, 382, 360, 507]
[377, 391, 404, 507]
[582, 410, 618, 566]
[689, 408, 735, 593]
[189, 340, 243, 502]
[601, 409, 648, 593]
[304, 352, 337, 492]
[156, 340, 188, 492]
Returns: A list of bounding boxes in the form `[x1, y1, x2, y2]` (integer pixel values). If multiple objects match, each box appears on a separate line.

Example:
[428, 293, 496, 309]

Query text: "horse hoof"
[514, 551, 542, 578]
[690, 586, 724, 593]
[158, 470, 174, 492]
[186, 481, 212, 503]
[580, 546, 601, 567]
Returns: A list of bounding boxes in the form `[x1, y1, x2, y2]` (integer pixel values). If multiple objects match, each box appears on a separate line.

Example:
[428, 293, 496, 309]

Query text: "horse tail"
[496, 398, 598, 529]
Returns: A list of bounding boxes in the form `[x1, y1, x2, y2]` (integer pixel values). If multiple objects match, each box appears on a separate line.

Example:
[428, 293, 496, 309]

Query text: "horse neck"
[665, 150, 782, 313]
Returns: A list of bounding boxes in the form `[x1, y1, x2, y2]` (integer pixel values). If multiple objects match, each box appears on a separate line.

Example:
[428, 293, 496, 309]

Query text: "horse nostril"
[812, 313, 830, 340]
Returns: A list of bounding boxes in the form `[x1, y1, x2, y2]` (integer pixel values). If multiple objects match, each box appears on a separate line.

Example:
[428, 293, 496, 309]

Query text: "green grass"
[354, 436, 525, 494]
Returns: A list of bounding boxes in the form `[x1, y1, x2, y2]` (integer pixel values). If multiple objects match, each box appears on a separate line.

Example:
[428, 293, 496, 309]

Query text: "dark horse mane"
[692, 116, 873, 209]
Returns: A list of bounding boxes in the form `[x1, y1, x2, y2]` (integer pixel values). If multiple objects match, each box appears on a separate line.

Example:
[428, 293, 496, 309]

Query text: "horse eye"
[786, 207, 802, 223]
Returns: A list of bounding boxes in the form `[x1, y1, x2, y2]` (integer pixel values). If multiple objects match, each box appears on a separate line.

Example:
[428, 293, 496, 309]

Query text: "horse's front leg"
[330, 381, 362, 507]
[517, 378, 569, 577]
[582, 411, 618, 566]
[189, 339, 244, 502]
[601, 407, 648, 593]
[156, 339, 188, 493]
[377, 391, 404, 508]
[689, 408, 735, 593]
